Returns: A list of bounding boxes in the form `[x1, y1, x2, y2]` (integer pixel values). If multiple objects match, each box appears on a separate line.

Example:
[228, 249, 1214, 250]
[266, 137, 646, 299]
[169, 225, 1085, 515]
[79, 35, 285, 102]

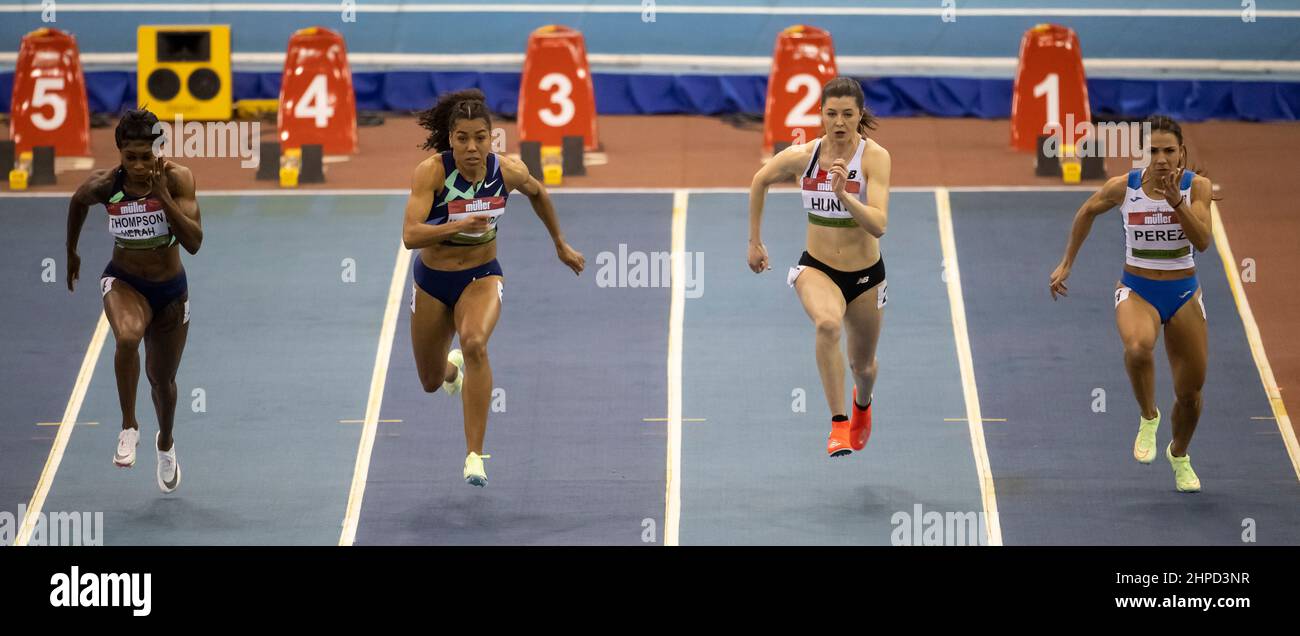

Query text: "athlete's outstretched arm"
[401, 158, 487, 249]
[748, 144, 808, 273]
[500, 155, 583, 275]
[828, 144, 890, 238]
[154, 159, 203, 254]
[65, 171, 107, 292]
[1050, 175, 1126, 300]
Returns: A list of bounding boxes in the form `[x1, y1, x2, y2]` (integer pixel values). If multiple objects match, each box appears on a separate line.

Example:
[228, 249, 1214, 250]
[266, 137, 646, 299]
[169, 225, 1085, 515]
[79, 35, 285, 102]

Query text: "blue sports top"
[426, 151, 509, 246]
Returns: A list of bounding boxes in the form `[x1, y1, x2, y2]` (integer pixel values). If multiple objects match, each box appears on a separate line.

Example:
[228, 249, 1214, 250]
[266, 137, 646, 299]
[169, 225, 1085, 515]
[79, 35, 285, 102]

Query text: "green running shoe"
[1133, 409, 1160, 464]
[464, 451, 490, 487]
[1166, 442, 1201, 493]
[442, 349, 464, 396]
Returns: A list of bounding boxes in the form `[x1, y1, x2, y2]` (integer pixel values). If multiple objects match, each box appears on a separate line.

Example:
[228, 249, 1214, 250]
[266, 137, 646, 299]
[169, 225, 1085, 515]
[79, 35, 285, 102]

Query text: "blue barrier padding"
[2, 71, 1297, 122]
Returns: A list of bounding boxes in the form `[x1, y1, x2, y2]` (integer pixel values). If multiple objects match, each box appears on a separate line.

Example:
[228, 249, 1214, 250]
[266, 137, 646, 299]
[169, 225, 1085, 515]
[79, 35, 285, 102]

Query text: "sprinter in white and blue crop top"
[1049, 115, 1214, 493]
[400, 89, 586, 488]
[746, 77, 892, 459]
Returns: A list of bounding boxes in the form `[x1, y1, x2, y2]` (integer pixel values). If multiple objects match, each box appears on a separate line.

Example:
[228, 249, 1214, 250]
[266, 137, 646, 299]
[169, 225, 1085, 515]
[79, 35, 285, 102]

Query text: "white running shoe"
[114, 428, 139, 468]
[443, 349, 465, 396]
[156, 432, 181, 494]
[463, 451, 490, 487]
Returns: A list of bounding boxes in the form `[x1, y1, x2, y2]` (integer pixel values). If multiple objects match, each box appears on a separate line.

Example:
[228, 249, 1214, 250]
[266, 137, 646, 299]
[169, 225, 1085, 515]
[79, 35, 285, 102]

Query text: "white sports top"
[800, 137, 867, 228]
[1120, 168, 1195, 270]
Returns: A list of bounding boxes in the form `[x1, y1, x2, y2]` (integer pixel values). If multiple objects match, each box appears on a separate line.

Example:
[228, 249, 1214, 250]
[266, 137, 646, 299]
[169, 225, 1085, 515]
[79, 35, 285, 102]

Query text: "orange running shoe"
[827, 417, 853, 458]
[851, 387, 872, 451]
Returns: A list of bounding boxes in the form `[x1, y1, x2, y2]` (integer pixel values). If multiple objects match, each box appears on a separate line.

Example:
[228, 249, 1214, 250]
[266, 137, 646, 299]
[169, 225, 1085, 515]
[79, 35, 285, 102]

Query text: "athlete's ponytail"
[418, 89, 493, 152]
[820, 77, 878, 135]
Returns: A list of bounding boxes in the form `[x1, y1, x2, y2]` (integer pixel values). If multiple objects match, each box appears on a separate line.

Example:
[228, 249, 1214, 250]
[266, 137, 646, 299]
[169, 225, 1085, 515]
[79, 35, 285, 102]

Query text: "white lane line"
[664, 189, 688, 547]
[1210, 201, 1300, 482]
[15, 312, 110, 547]
[338, 241, 412, 546]
[935, 187, 1004, 547]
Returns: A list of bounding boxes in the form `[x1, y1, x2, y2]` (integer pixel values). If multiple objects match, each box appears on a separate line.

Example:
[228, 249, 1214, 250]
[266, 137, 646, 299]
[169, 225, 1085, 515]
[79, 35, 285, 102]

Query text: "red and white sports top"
[800, 137, 866, 228]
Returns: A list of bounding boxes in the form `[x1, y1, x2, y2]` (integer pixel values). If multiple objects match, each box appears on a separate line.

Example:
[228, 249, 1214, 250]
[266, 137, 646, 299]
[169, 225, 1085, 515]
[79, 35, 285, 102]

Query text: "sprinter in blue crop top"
[401, 89, 585, 488]
[1050, 115, 1214, 493]
[66, 108, 204, 494]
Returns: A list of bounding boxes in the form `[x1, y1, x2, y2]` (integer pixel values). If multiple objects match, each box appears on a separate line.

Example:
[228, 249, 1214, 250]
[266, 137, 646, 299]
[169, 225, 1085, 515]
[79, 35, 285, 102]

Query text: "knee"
[850, 357, 878, 381]
[1122, 338, 1155, 362]
[115, 332, 143, 352]
[461, 334, 489, 361]
[1175, 387, 1203, 409]
[145, 366, 174, 390]
[814, 318, 842, 342]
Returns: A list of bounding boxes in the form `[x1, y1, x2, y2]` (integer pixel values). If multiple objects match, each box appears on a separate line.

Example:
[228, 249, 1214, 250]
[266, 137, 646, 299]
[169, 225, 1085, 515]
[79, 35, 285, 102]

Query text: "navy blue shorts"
[412, 256, 503, 309]
[1119, 271, 1200, 324]
[100, 262, 188, 317]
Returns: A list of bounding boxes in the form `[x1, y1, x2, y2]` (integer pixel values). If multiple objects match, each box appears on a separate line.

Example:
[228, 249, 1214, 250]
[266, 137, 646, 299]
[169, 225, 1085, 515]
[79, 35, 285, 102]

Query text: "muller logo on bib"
[1129, 211, 1179, 226]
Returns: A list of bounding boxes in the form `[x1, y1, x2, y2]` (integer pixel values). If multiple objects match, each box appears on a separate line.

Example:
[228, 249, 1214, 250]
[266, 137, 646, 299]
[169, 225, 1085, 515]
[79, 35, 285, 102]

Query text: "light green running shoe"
[442, 349, 464, 396]
[1166, 442, 1201, 493]
[1133, 409, 1160, 464]
[463, 451, 490, 487]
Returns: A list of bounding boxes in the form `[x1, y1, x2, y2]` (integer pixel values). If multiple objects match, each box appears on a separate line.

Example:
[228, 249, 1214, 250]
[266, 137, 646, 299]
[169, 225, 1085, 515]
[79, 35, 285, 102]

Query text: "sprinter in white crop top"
[746, 77, 892, 460]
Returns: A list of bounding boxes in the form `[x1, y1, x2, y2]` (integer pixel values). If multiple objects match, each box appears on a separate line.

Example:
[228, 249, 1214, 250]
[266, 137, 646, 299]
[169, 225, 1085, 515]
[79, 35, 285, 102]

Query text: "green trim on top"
[1131, 246, 1192, 259]
[808, 214, 858, 228]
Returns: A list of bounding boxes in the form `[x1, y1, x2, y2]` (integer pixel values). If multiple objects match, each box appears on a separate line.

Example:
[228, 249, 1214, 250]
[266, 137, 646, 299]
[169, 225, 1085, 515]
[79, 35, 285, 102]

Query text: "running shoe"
[1166, 442, 1201, 493]
[114, 427, 139, 468]
[464, 451, 490, 487]
[156, 432, 181, 494]
[828, 419, 853, 458]
[850, 388, 872, 451]
[443, 349, 465, 396]
[1133, 409, 1160, 464]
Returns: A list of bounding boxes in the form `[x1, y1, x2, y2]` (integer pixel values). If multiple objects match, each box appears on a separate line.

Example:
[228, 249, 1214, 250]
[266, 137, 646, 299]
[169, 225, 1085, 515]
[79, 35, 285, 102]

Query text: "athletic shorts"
[788, 251, 887, 307]
[1116, 270, 1202, 324]
[100, 262, 188, 319]
[412, 256, 503, 310]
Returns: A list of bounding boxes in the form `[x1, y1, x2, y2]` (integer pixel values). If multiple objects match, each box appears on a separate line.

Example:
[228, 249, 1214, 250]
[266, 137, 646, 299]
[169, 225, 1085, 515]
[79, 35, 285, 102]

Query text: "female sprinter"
[403, 89, 585, 487]
[66, 108, 203, 493]
[1050, 115, 1213, 493]
[747, 77, 891, 458]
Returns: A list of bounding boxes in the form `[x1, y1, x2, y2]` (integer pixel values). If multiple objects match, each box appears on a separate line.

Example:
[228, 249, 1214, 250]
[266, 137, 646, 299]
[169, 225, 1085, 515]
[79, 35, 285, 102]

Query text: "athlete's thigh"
[843, 284, 885, 362]
[1163, 288, 1208, 390]
[794, 267, 847, 328]
[144, 293, 190, 380]
[410, 283, 457, 377]
[1114, 281, 1160, 350]
[102, 276, 153, 343]
[453, 275, 503, 343]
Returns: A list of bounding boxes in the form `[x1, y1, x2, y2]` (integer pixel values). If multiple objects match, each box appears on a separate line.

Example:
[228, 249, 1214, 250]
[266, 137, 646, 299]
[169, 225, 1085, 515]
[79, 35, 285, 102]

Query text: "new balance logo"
[857, 276, 870, 285]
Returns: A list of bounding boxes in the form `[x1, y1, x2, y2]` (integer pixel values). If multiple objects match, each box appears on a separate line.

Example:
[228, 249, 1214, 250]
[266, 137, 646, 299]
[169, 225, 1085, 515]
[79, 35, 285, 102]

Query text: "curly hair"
[417, 89, 493, 152]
